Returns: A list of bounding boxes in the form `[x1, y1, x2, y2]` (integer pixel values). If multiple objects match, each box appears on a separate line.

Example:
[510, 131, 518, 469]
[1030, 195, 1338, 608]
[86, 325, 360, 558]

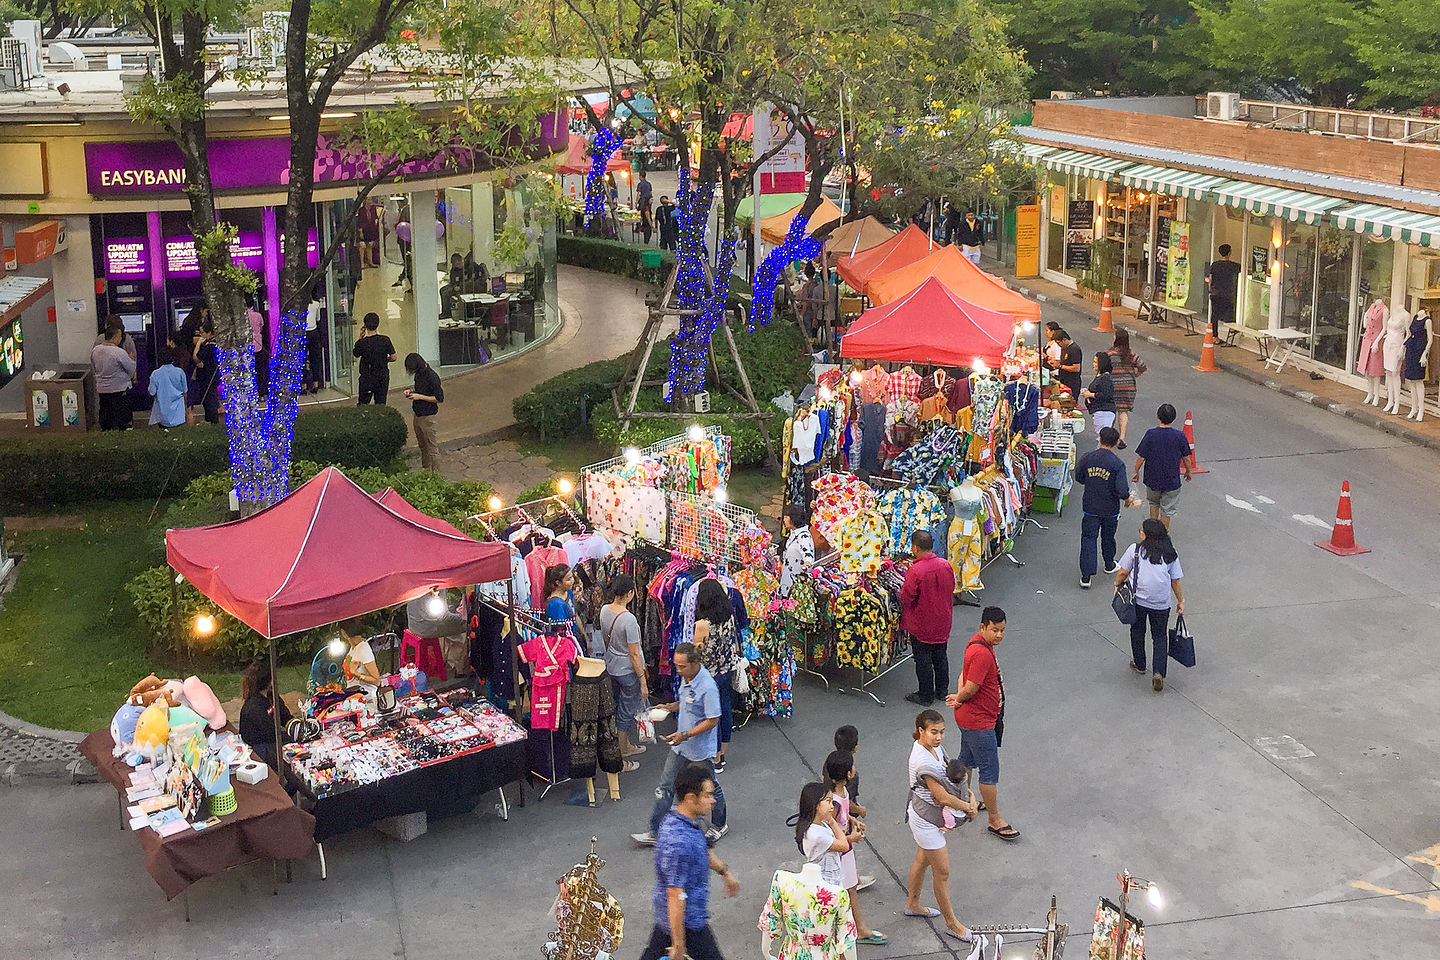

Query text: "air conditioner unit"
[1208, 92, 1241, 121]
[693, 391, 711, 413]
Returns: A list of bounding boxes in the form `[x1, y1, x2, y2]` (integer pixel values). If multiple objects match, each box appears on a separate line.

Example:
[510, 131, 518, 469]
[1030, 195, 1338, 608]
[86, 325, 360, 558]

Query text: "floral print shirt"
[758, 869, 858, 960]
[877, 488, 949, 554]
[831, 509, 889, 576]
[809, 472, 878, 541]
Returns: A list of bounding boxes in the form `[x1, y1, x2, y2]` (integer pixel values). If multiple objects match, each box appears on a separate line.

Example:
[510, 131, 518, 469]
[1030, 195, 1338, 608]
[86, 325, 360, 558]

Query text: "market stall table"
[79, 730, 315, 904]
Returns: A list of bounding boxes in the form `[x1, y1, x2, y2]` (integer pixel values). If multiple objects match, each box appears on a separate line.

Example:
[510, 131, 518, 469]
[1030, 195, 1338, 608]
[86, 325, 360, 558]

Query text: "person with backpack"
[1115, 518, 1185, 692]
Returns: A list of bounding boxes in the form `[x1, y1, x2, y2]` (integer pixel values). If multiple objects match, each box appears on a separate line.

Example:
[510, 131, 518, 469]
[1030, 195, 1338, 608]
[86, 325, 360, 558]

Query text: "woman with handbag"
[1114, 519, 1185, 691]
[693, 579, 741, 773]
[600, 575, 648, 765]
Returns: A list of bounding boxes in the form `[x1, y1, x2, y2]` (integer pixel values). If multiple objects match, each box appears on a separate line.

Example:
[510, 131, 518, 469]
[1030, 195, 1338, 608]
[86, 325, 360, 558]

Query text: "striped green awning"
[1019, 142, 1054, 162]
[1041, 150, 1132, 181]
[1116, 164, 1230, 201]
[1333, 203, 1440, 248]
[1210, 181, 1346, 224]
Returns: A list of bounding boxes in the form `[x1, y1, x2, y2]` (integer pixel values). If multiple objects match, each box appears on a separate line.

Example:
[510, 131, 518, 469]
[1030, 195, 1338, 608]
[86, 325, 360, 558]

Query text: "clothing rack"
[663, 490, 757, 570]
[465, 494, 585, 535]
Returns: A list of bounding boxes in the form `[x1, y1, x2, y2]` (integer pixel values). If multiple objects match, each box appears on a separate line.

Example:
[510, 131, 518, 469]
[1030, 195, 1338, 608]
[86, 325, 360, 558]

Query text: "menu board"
[0, 317, 22, 388]
[104, 238, 150, 279]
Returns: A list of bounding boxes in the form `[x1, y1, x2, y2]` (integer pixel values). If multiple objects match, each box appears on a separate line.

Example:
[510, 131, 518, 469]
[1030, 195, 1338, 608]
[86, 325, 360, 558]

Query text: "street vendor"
[340, 619, 382, 697]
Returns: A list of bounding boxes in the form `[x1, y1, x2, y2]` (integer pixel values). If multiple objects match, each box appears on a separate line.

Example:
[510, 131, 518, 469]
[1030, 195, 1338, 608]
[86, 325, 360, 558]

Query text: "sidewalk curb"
[1013, 284, 1440, 457]
[0, 708, 95, 786]
[0, 707, 85, 743]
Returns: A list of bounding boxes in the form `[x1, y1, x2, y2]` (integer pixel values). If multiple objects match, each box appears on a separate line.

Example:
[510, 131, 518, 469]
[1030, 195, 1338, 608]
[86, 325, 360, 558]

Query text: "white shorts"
[840, 849, 859, 889]
[909, 812, 947, 850]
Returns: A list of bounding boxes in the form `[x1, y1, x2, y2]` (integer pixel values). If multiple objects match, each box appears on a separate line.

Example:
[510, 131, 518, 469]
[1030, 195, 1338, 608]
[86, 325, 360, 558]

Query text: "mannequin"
[1382, 303, 1409, 414]
[1403, 308, 1433, 421]
[948, 479, 986, 593]
[572, 655, 622, 804]
[1357, 300, 1388, 405]
[759, 863, 858, 960]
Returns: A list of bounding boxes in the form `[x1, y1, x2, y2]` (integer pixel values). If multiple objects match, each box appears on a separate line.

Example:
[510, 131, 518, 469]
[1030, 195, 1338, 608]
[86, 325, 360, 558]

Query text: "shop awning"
[1210, 181, 1346, 224]
[1040, 149, 1133, 181]
[1116, 164, 1229, 201]
[1332, 203, 1440, 248]
[1019, 142, 1054, 162]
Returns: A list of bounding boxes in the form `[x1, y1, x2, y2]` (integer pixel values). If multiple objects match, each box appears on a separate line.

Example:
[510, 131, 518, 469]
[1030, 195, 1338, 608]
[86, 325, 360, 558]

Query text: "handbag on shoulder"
[1112, 556, 1139, 625]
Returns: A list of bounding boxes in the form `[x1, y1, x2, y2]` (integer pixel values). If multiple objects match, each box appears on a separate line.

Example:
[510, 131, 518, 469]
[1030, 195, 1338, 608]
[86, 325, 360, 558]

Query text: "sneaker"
[712, 757, 727, 774]
[705, 824, 729, 844]
[1118, 440, 1128, 450]
[631, 831, 658, 846]
[856, 875, 877, 891]
[1104, 562, 1120, 575]
[1130, 661, 1146, 675]
[1080, 576, 1092, 589]
[1152, 675, 1164, 692]
[904, 692, 932, 706]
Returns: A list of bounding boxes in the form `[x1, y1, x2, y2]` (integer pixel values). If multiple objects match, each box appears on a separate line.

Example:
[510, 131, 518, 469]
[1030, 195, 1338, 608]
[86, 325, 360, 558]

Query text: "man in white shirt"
[92, 318, 137, 430]
[779, 505, 816, 597]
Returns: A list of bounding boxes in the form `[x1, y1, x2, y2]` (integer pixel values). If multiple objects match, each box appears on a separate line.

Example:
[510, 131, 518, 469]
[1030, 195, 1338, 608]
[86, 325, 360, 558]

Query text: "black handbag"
[1168, 615, 1197, 668]
[1112, 557, 1138, 625]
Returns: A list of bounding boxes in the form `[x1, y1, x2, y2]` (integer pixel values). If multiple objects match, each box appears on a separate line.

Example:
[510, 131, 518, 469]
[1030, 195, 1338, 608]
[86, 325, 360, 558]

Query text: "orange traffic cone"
[1182, 411, 1209, 474]
[1094, 289, 1114, 333]
[1194, 328, 1220, 372]
[1315, 481, 1370, 556]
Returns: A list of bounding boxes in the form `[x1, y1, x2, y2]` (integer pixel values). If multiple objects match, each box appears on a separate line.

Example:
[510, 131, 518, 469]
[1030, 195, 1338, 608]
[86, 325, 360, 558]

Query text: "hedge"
[559, 235, 673, 283]
[590, 395, 777, 467]
[0, 404, 408, 509]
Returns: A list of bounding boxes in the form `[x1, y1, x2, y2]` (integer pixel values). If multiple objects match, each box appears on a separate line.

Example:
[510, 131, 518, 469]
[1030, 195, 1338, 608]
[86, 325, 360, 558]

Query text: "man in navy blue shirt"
[1076, 426, 1134, 588]
[1131, 404, 1192, 530]
[641, 762, 740, 960]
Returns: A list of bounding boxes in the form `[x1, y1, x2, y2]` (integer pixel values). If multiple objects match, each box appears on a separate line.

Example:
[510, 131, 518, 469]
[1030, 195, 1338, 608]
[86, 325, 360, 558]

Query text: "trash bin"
[27, 366, 96, 431]
[639, 250, 663, 268]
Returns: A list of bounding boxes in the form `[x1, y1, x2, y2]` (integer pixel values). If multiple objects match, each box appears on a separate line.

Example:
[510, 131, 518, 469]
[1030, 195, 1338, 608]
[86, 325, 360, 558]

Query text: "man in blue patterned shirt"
[641, 762, 740, 960]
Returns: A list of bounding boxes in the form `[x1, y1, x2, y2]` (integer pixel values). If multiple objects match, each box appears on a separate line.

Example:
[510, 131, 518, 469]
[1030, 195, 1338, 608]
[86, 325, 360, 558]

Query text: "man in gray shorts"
[1131, 404, 1192, 529]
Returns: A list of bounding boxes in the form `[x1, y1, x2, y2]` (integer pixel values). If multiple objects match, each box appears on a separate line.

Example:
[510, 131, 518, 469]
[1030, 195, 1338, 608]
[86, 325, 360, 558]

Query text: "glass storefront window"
[1241, 213, 1274, 329]
[1358, 237, 1394, 313]
[1046, 179, 1065, 274]
[1121, 189, 1152, 299]
[1280, 220, 1317, 338]
[1313, 226, 1356, 368]
[1182, 200, 1213, 317]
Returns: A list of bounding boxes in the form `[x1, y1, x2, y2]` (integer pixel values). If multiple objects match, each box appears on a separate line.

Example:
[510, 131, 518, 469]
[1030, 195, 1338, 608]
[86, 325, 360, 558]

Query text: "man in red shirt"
[946, 606, 1019, 841]
[900, 530, 956, 705]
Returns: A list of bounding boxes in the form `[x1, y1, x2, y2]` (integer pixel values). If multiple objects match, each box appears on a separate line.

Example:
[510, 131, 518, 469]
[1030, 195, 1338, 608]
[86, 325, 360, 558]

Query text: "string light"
[666, 168, 732, 398]
[583, 127, 623, 226]
[219, 306, 306, 507]
[425, 592, 446, 617]
[556, 477, 574, 495]
[194, 613, 215, 636]
[488, 494, 503, 511]
[687, 424, 705, 442]
[712, 486, 728, 504]
[749, 211, 821, 331]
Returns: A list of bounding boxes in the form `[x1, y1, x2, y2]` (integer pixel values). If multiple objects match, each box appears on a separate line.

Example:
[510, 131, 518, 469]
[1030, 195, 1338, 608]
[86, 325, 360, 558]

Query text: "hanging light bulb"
[327, 637, 348, 656]
[426, 591, 446, 617]
[487, 494, 503, 511]
[193, 613, 215, 636]
[849, 369, 863, 386]
[556, 477, 574, 496]
[1147, 883, 1164, 909]
[624, 447, 642, 465]
[687, 424, 705, 442]
[819, 385, 833, 402]
[713, 486, 728, 504]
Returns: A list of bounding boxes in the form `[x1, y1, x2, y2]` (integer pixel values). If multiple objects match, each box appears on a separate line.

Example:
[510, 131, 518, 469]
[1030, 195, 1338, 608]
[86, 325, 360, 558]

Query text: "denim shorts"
[958, 726, 1000, 785]
[610, 672, 645, 733]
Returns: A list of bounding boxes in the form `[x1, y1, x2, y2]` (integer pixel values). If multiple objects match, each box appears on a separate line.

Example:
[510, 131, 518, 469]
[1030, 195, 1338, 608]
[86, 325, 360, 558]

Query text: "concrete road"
[4, 319, 1438, 959]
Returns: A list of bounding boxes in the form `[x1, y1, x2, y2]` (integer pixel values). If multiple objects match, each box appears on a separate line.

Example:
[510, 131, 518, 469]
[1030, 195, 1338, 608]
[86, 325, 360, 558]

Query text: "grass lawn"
[0, 502, 306, 733]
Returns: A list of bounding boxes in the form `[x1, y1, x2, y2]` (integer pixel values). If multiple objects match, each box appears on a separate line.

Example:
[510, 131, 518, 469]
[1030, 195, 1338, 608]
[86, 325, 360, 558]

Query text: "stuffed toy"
[129, 701, 171, 763]
[180, 676, 227, 730]
[128, 674, 180, 708]
[166, 705, 208, 753]
[109, 703, 144, 756]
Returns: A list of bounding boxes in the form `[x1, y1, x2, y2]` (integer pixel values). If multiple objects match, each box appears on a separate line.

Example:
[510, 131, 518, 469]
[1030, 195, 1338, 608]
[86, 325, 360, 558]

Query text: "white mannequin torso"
[1383, 306, 1410, 372]
[760, 866, 858, 960]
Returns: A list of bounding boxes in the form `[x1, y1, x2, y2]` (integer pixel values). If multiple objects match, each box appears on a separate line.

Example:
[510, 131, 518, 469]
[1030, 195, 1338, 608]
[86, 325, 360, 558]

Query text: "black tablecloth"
[302, 738, 527, 841]
[81, 730, 316, 900]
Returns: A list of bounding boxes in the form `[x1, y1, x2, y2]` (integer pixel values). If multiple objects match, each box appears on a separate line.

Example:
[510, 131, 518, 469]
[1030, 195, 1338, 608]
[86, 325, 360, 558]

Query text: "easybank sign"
[83, 115, 569, 197]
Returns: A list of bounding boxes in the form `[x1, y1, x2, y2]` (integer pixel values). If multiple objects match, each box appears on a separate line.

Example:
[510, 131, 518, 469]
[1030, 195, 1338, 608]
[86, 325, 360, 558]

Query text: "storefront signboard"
[162, 230, 275, 277]
[103, 238, 150, 279]
[1165, 220, 1190, 306]
[1250, 245, 1268, 281]
[1065, 200, 1095, 271]
[83, 114, 569, 197]
[1015, 204, 1041, 278]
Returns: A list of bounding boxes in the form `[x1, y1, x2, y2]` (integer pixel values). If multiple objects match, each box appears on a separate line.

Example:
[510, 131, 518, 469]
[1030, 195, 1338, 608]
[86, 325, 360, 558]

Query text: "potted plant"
[1078, 237, 1119, 302]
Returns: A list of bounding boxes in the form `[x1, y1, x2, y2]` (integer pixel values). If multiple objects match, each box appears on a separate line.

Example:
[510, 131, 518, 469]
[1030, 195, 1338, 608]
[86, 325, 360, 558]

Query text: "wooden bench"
[1156, 303, 1200, 335]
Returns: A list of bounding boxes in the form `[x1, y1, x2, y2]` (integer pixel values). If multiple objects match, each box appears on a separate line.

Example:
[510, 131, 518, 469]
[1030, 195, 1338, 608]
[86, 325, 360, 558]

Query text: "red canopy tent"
[372, 488, 468, 539]
[841, 276, 1015, 368]
[167, 467, 509, 639]
[721, 112, 755, 139]
[865, 244, 1043, 325]
[555, 134, 633, 176]
[835, 224, 935, 297]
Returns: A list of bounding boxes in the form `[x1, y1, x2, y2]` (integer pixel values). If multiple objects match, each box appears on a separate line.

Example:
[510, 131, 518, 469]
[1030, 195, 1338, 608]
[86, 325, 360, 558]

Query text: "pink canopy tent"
[167, 467, 509, 639]
[555, 134, 633, 176]
[841, 276, 1015, 369]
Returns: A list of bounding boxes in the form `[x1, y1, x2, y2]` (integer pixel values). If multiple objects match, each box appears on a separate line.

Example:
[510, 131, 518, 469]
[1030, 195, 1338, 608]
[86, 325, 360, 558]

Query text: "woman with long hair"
[1082, 351, 1116, 440]
[692, 578, 740, 771]
[823, 750, 886, 945]
[1106, 328, 1147, 447]
[1115, 518, 1184, 691]
[543, 563, 584, 643]
[238, 662, 293, 770]
[796, 781, 851, 888]
[904, 710, 981, 944]
[601, 574, 648, 759]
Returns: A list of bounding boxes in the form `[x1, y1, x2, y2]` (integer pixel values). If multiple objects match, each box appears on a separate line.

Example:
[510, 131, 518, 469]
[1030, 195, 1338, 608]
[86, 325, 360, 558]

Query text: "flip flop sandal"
[856, 933, 888, 945]
[904, 907, 941, 918]
[987, 824, 1020, 841]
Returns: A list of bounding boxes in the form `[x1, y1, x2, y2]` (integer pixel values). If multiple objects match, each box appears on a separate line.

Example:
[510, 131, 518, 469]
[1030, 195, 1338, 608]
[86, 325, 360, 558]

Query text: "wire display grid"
[578, 427, 731, 515]
[663, 490, 757, 570]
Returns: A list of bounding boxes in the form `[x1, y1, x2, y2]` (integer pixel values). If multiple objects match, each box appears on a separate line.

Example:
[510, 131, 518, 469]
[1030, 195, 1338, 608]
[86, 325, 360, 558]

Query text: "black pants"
[98, 391, 132, 431]
[1210, 296, 1235, 338]
[201, 389, 221, 424]
[358, 371, 389, 405]
[642, 923, 725, 960]
[305, 329, 325, 389]
[912, 638, 950, 701]
[1079, 513, 1119, 578]
[1130, 604, 1172, 677]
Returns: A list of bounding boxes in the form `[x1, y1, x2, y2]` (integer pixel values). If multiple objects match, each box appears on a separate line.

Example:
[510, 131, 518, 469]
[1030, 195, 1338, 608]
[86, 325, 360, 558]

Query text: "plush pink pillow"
[181, 676, 227, 729]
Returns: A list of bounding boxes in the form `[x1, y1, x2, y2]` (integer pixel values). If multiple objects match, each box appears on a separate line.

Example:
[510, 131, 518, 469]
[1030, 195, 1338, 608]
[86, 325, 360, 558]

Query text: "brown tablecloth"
[80, 730, 315, 900]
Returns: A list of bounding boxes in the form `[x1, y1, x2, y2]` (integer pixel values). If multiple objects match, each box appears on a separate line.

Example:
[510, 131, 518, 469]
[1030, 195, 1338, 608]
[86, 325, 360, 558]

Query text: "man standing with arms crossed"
[900, 530, 956, 706]
[947, 606, 1019, 841]
[641, 762, 740, 960]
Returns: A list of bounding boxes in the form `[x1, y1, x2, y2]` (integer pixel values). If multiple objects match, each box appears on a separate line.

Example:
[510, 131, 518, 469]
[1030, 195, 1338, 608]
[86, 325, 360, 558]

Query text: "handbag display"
[1168, 615, 1196, 668]
[1112, 555, 1138, 625]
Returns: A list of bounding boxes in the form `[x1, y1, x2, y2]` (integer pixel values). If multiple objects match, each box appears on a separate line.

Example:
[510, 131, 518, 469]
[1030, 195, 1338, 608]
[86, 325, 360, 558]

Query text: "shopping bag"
[1111, 564, 1138, 625]
[635, 717, 656, 744]
[1168, 615, 1197, 668]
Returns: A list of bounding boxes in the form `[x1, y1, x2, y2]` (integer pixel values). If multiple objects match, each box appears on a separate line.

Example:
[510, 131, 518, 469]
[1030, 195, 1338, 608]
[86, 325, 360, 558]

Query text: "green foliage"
[1079, 238, 1121, 293]
[1193, 0, 1367, 107]
[0, 405, 407, 509]
[515, 476, 564, 506]
[1350, 0, 1440, 109]
[511, 355, 631, 439]
[557, 235, 674, 283]
[590, 395, 776, 468]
